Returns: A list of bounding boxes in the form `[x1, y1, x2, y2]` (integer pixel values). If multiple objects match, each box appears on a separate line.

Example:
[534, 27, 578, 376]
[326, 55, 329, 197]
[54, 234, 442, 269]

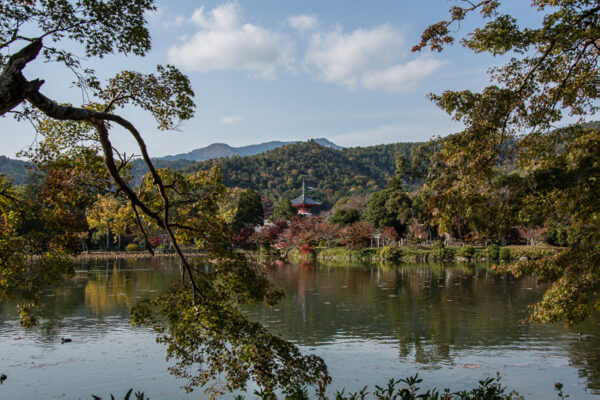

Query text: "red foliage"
[409, 219, 427, 241]
[232, 227, 255, 246]
[252, 219, 288, 247]
[341, 221, 375, 249]
[149, 236, 164, 248]
[299, 243, 314, 255]
[381, 226, 398, 243]
[281, 216, 342, 248]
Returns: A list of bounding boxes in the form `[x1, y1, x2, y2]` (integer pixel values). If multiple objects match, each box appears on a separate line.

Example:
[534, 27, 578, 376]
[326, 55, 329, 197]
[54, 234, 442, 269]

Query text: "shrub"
[431, 241, 445, 251]
[457, 245, 475, 259]
[378, 246, 402, 261]
[486, 243, 499, 259]
[299, 243, 314, 255]
[499, 247, 511, 260]
[431, 241, 453, 260]
[149, 236, 164, 248]
[125, 243, 139, 252]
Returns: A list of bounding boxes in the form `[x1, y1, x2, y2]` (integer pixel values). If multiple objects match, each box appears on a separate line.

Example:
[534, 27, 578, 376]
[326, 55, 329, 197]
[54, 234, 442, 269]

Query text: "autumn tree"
[416, 0, 600, 325]
[252, 219, 288, 248]
[0, 1, 330, 396]
[86, 194, 131, 250]
[341, 221, 376, 249]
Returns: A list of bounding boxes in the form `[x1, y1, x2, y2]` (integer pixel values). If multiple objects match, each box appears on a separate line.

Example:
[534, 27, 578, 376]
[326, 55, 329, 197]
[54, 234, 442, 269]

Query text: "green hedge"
[486, 243, 499, 259]
[457, 245, 475, 259]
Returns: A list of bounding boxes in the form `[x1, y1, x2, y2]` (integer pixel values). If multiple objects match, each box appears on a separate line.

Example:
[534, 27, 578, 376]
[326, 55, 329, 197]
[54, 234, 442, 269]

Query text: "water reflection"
[0, 259, 598, 399]
[251, 263, 545, 347]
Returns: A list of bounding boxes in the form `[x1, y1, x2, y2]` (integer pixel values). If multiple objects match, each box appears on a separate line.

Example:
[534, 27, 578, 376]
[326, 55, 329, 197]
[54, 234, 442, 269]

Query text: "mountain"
[162, 138, 342, 161]
[0, 156, 28, 185]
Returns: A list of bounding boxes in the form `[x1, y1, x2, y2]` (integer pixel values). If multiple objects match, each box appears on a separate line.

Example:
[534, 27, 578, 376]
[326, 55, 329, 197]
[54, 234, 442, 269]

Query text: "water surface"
[1, 258, 598, 399]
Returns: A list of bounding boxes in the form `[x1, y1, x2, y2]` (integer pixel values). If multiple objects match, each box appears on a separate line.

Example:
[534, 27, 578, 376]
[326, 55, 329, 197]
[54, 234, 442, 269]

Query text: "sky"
[1, 0, 541, 158]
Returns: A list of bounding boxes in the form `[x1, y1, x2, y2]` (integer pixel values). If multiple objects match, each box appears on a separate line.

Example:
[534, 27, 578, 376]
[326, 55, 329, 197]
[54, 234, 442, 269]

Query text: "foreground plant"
[138, 373, 536, 399]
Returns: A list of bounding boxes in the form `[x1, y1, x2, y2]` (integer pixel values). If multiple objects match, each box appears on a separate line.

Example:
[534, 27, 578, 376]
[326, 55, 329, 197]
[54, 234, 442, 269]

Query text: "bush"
[499, 247, 511, 260]
[486, 243, 499, 259]
[377, 246, 402, 261]
[125, 243, 139, 252]
[431, 241, 445, 251]
[457, 245, 475, 259]
[431, 241, 453, 260]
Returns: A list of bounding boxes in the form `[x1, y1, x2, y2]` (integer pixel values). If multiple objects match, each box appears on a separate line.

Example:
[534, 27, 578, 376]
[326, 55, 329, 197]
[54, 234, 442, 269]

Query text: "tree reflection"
[2, 259, 599, 395]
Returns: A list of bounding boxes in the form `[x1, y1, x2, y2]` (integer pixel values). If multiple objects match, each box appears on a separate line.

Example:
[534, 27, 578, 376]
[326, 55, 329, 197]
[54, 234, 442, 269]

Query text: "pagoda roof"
[291, 194, 321, 207]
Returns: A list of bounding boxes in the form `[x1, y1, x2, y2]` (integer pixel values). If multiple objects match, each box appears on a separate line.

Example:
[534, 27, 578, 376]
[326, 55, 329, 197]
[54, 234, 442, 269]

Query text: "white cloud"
[220, 115, 245, 125]
[287, 14, 319, 32]
[169, 3, 294, 78]
[361, 56, 446, 92]
[305, 24, 443, 92]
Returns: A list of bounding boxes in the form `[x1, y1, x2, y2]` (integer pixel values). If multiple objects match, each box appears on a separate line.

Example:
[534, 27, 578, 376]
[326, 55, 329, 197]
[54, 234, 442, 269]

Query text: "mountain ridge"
[162, 138, 342, 161]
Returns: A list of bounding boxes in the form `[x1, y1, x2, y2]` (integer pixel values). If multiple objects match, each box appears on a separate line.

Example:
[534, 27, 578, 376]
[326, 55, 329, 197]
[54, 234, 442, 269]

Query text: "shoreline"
[286, 244, 561, 264]
[74, 250, 203, 261]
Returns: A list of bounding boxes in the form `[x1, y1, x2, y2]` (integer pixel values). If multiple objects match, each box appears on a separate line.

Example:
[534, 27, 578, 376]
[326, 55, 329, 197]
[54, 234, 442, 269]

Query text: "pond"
[0, 258, 598, 399]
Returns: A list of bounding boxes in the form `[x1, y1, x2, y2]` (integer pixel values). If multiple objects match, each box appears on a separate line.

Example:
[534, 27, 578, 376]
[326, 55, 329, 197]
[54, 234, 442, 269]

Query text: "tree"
[261, 196, 274, 219]
[0, 1, 330, 396]
[232, 188, 264, 230]
[330, 208, 361, 226]
[272, 198, 297, 220]
[365, 189, 412, 236]
[380, 226, 399, 246]
[416, 0, 600, 325]
[252, 219, 288, 248]
[341, 221, 376, 249]
[0, 174, 77, 326]
[86, 194, 129, 250]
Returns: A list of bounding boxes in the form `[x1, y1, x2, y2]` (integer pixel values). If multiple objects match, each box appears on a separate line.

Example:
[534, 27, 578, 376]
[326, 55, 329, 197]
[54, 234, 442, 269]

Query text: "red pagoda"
[291, 180, 321, 216]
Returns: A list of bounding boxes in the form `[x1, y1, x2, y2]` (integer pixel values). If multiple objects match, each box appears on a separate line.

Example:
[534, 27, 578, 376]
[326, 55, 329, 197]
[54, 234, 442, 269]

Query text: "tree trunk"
[0, 40, 44, 116]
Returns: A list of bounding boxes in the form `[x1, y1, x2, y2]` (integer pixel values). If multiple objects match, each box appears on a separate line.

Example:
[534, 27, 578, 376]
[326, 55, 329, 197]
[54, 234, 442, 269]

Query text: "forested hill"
[182, 141, 423, 204]
[0, 141, 423, 196]
[0, 156, 28, 185]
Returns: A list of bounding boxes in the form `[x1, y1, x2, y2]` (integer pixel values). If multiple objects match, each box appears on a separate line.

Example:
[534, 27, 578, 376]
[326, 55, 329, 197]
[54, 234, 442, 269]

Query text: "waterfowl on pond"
[61, 338, 72, 343]
[579, 332, 592, 340]
[0, 373, 7, 382]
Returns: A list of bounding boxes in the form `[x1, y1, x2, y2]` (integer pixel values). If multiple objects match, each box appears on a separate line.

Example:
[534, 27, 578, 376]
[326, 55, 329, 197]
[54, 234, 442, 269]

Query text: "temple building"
[291, 180, 321, 216]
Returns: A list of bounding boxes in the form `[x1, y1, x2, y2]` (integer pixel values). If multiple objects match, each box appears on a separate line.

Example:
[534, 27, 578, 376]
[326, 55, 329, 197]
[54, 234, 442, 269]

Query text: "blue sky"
[2, 0, 539, 158]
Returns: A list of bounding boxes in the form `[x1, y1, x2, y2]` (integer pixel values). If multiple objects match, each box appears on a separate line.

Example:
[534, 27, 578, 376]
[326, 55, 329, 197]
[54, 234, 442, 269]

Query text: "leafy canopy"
[417, 0, 600, 325]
